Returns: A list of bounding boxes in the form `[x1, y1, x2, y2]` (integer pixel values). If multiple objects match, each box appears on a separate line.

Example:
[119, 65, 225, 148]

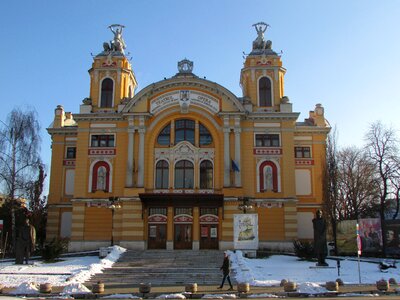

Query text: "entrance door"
[200, 224, 219, 249]
[148, 224, 167, 249]
[174, 224, 192, 249]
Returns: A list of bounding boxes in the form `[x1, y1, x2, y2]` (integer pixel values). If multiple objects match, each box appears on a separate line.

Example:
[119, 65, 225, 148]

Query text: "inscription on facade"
[150, 90, 219, 114]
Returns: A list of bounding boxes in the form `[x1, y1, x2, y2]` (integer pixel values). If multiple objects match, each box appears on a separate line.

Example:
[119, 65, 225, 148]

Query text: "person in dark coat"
[217, 252, 234, 290]
[15, 218, 36, 265]
[312, 210, 328, 266]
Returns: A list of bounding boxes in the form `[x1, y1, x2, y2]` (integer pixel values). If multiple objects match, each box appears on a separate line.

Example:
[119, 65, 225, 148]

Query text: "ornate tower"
[81, 24, 138, 113]
[240, 22, 289, 113]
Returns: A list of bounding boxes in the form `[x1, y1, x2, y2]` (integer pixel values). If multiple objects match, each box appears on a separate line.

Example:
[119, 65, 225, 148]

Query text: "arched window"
[175, 160, 194, 189]
[157, 124, 171, 146]
[100, 78, 114, 108]
[200, 160, 213, 189]
[155, 160, 169, 189]
[175, 119, 195, 145]
[259, 77, 272, 107]
[91, 161, 110, 192]
[199, 123, 213, 146]
[259, 161, 278, 192]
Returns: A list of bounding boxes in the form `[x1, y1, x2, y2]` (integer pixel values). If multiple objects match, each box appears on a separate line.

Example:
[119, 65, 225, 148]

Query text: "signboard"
[233, 214, 258, 250]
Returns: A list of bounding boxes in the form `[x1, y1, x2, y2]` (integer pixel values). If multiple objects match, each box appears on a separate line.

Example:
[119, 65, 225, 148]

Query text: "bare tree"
[322, 129, 340, 254]
[26, 164, 47, 248]
[365, 121, 398, 255]
[0, 108, 42, 250]
[337, 147, 379, 219]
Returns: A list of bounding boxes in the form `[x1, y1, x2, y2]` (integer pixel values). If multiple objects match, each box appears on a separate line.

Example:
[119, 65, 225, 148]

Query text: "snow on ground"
[0, 245, 399, 295]
[0, 245, 126, 287]
[229, 250, 400, 286]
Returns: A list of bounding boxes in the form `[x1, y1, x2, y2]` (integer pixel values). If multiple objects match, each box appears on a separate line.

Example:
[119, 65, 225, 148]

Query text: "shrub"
[41, 238, 69, 262]
[293, 239, 314, 260]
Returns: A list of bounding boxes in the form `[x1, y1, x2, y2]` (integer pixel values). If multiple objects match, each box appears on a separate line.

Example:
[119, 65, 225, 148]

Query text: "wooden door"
[200, 224, 218, 249]
[148, 224, 167, 249]
[174, 224, 192, 249]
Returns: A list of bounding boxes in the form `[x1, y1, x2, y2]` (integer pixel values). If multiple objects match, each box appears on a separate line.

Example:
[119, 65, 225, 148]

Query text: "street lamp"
[108, 197, 121, 246]
[238, 197, 253, 214]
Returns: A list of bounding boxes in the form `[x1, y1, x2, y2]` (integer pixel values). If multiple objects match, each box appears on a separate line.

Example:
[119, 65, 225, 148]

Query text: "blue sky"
[1, 0, 400, 186]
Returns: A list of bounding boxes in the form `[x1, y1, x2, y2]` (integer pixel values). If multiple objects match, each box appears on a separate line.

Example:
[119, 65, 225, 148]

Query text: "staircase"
[87, 250, 229, 287]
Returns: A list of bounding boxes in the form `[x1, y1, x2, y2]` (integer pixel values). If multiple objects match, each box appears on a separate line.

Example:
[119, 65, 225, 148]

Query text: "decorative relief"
[199, 214, 219, 224]
[256, 202, 283, 208]
[295, 159, 314, 165]
[150, 90, 219, 115]
[253, 148, 282, 155]
[88, 148, 116, 156]
[174, 214, 193, 223]
[148, 214, 167, 224]
[155, 141, 214, 163]
[63, 160, 76, 166]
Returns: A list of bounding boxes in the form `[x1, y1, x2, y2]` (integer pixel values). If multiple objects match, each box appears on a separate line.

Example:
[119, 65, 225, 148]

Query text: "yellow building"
[47, 23, 330, 252]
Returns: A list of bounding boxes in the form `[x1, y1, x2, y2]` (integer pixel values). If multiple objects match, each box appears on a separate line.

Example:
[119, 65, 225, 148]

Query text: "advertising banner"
[359, 218, 382, 253]
[233, 214, 258, 250]
[385, 220, 400, 256]
[336, 219, 357, 255]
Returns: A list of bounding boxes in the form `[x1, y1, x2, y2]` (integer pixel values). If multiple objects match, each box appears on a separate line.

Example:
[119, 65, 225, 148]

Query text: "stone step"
[87, 249, 230, 286]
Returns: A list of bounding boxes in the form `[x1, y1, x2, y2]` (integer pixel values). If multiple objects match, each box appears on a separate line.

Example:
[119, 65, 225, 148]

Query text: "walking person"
[15, 218, 36, 265]
[218, 252, 234, 290]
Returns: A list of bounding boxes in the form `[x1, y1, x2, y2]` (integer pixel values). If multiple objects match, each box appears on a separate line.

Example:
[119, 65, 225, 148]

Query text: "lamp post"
[238, 197, 253, 214]
[108, 197, 121, 246]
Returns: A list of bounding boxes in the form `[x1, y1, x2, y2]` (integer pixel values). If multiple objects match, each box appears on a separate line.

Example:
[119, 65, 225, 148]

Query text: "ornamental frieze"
[295, 159, 314, 165]
[253, 148, 282, 155]
[88, 148, 116, 156]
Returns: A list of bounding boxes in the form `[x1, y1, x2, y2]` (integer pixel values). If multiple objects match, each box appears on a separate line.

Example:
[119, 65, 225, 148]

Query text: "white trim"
[257, 75, 274, 107]
[294, 136, 312, 141]
[254, 122, 281, 128]
[65, 137, 77, 141]
[88, 159, 113, 193]
[256, 158, 281, 192]
[90, 124, 117, 128]
[98, 77, 115, 108]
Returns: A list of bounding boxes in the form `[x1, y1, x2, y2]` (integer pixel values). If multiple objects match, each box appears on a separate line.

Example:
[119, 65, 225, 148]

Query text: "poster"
[210, 227, 217, 238]
[234, 214, 258, 250]
[336, 220, 357, 255]
[201, 226, 208, 238]
[149, 226, 157, 238]
[385, 220, 400, 255]
[359, 218, 382, 253]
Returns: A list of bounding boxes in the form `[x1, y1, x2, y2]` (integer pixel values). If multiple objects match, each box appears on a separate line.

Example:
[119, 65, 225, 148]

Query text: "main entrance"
[140, 193, 224, 250]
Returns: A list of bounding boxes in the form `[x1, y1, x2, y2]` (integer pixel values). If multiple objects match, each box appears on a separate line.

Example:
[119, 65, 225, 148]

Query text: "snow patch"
[61, 282, 91, 294]
[247, 293, 279, 298]
[202, 294, 236, 299]
[157, 293, 186, 299]
[10, 282, 39, 294]
[297, 282, 328, 294]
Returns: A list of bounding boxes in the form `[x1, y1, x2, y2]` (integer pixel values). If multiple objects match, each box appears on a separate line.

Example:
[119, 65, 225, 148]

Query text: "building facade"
[47, 24, 330, 252]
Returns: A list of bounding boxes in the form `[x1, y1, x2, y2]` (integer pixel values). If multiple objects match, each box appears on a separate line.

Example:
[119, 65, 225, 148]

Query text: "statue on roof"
[102, 24, 126, 54]
[252, 22, 272, 51]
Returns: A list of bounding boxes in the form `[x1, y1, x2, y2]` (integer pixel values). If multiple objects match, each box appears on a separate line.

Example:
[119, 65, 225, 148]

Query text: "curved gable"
[122, 77, 245, 115]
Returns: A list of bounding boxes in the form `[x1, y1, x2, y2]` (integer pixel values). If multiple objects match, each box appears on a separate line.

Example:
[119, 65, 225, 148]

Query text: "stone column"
[192, 207, 199, 250]
[137, 128, 145, 187]
[125, 117, 135, 187]
[223, 116, 231, 187]
[234, 128, 241, 187]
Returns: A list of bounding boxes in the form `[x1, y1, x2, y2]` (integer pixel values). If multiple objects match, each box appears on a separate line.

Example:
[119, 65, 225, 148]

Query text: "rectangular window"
[90, 135, 115, 147]
[148, 207, 167, 216]
[255, 134, 280, 147]
[295, 146, 311, 158]
[66, 147, 76, 159]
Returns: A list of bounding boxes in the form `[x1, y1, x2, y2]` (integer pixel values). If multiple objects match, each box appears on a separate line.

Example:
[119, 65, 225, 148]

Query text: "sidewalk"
[1, 282, 399, 298]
